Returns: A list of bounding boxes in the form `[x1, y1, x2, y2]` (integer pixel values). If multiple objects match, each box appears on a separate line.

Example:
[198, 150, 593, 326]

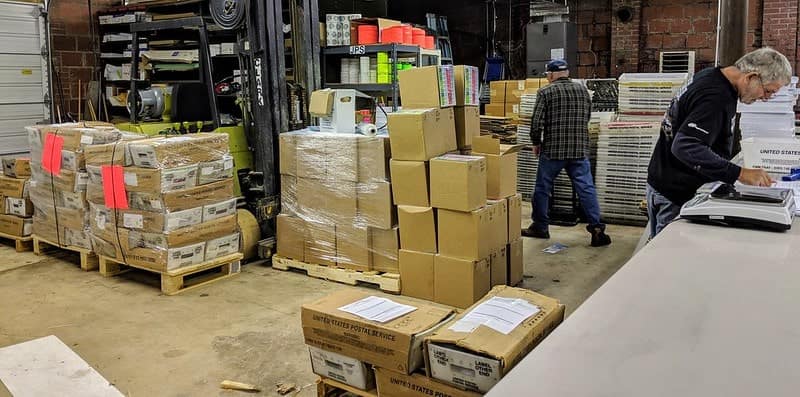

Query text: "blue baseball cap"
[546, 59, 569, 72]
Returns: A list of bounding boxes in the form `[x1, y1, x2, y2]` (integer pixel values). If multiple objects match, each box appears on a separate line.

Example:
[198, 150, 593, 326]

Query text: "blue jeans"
[646, 184, 682, 239]
[531, 154, 603, 231]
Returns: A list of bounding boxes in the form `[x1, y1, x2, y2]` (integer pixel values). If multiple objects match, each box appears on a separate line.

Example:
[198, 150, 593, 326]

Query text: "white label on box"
[206, 233, 240, 259]
[124, 172, 138, 186]
[449, 297, 540, 335]
[123, 213, 144, 229]
[338, 296, 417, 323]
[203, 199, 237, 222]
[95, 213, 107, 230]
[76, 173, 89, 189]
[22, 219, 32, 237]
[512, 104, 520, 114]
[167, 242, 205, 270]
[224, 159, 234, 170]
[150, 200, 163, 210]
[201, 167, 215, 176]
[164, 207, 203, 232]
[130, 146, 158, 168]
[308, 346, 373, 390]
[551, 48, 565, 60]
[80, 135, 94, 145]
[428, 343, 502, 393]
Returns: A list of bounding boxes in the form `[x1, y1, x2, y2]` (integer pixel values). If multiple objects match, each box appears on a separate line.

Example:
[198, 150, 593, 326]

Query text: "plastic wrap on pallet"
[84, 132, 241, 273]
[277, 130, 398, 272]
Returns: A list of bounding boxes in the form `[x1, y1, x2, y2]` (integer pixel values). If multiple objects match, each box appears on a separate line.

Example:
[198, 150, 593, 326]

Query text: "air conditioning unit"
[659, 51, 696, 76]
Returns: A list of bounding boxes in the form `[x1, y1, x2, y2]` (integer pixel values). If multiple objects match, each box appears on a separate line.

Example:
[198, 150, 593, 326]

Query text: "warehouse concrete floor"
[0, 204, 644, 397]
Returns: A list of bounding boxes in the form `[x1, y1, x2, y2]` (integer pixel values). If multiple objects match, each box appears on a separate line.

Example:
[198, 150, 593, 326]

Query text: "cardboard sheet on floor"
[0, 335, 124, 397]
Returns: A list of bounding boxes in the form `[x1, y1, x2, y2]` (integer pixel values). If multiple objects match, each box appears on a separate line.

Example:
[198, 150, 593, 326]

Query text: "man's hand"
[531, 145, 541, 156]
[738, 167, 774, 187]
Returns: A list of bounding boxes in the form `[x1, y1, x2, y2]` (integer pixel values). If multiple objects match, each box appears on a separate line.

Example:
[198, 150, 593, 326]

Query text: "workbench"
[487, 219, 800, 397]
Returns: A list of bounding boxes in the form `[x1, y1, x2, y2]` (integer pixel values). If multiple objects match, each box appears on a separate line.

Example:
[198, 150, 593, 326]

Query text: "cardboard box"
[295, 134, 328, 180]
[280, 175, 297, 215]
[128, 179, 234, 212]
[374, 368, 481, 397]
[507, 240, 523, 286]
[28, 184, 86, 211]
[398, 206, 436, 254]
[473, 136, 523, 200]
[425, 286, 565, 393]
[119, 207, 204, 233]
[309, 89, 335, 117]
[60, 150, 86, 172]
[279, 133, 297, 176]
[434, 255, 490, 309]
[327, 135, 359, 182]
[336, 224, 371, 271]
[205, 233, 240, 260]
[399, 250, 435, 301]
[454, 65, 480, 107]
[398, 65, 456, 109]
[390, 160, 429, 207]
[436, 207, 490, 261]
[0, 214, 32, 237]
[127, 133, 229, 168]
[30, 164, 88, 193]
[33, 205, 87, 231]
[388, 108, 457, 162]
[309, 346, 375, 391]
[277, 214, 305, 261]
[2, 158, 31, 178]
[429, 155, 487, 212]
[83, 141, 132, 166]
[489, 80, 525, 105]
[507, 194, 522, 243]
[357, 136, 391, 182]
[370, 226, 399, 273]
[34, 124, 120, 152]
[0, 174, 27, 198]
[63, 227, 92, 249]
[301, 289, 454, 374]
[123, 214, 238, 251]
[325, 181, 358, 225]
[487, 199, 509, 252]
[197, 156, 235, 185]
[305, 221, 336, 267]
[202, 199, 238, 222]
[5, 197, 33, 217]
[525, 78, 549, 90]
[490, 247, 508, 287]
[484, 103, 520, 119]
[453, 107, 479, 150]
[121, 237, 206, 272]
[123, 165, 198, 193]
[357, 181, 395, 229]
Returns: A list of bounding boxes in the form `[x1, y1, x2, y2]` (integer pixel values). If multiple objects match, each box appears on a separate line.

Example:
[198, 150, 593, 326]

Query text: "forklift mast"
[211, 0, 320, 257]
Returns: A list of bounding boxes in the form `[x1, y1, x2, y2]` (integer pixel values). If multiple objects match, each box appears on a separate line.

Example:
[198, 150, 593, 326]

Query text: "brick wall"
[50, 0, 116, 118]
[762, 0, 800, 73]
[610, 0, 642, 76]
[573, 1, 613, 78]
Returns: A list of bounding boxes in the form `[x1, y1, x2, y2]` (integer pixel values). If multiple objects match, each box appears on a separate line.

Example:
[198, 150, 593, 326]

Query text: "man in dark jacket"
[522, 59, 611, 247]
[646, 47, 792, 238]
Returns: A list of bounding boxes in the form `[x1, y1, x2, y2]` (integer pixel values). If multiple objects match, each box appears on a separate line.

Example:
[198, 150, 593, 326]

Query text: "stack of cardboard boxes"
[276, 131, 397, 272]
[484, 78, 549, 122]
[85, 133, 241, 272]
[0, 158, 33, 238]
[394, 65, 521, 309]
[301, 286, 565, 395]
[26, 123, 124, 249]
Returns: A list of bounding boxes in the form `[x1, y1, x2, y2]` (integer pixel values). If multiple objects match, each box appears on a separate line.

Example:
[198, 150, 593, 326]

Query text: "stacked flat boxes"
[0, 158, 33, 237]
[595, 122, 661, 225]
[85, 133, 241, 272]
[617, 73, 687, 122]
[277, 131, 396, 273]
[27, 123, 124, 250]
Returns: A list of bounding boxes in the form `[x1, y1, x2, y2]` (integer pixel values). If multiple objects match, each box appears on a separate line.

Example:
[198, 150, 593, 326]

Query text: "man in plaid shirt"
[523, 59, 611, 247]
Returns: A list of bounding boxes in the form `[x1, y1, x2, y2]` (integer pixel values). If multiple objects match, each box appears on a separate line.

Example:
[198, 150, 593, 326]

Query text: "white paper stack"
[595, 121, 661, 225]
[617, 73, 688, 122]
[739, 76, 799, 139]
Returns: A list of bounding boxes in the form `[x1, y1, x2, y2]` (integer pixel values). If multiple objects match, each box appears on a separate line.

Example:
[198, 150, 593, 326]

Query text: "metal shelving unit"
[321, 43, 440, 110]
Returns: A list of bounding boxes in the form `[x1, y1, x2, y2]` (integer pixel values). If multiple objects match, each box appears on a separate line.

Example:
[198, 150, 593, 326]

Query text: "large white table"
[487, 220, 800, 397]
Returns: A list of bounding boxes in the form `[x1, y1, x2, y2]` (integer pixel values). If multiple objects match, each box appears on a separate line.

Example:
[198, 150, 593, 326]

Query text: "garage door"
[0, 1, 50, 156]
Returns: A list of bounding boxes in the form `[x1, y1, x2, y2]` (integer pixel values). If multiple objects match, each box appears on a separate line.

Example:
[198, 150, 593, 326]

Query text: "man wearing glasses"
[646, 47, 793, 238]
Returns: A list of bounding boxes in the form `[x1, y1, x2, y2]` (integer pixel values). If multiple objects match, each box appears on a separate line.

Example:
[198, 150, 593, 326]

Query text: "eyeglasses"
[757, 75, 779, 98]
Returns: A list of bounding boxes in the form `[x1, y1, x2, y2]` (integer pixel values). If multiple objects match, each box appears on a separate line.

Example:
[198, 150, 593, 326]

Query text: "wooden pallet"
[98, 252, 244, 295]
[272, 255, 400, 294]
[316, 377, 377, 397]
[32, 234, 98, 271]
[0, 231, 33, 253]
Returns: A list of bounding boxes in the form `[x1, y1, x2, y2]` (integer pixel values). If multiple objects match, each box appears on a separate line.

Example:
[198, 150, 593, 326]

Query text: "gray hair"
[735, 47, 793, 85]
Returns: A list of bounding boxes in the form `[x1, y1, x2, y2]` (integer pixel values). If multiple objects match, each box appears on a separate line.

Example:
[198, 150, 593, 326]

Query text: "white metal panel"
[0, 1, 49, 156]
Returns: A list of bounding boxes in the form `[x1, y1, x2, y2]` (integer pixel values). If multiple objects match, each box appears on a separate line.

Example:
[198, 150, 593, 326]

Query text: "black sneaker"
[587, 225, 611, 247]
[522, 226, 550, 239]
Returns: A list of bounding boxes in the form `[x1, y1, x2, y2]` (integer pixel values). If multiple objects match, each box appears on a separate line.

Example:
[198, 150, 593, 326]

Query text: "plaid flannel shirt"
[529, 77, 592, 160]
